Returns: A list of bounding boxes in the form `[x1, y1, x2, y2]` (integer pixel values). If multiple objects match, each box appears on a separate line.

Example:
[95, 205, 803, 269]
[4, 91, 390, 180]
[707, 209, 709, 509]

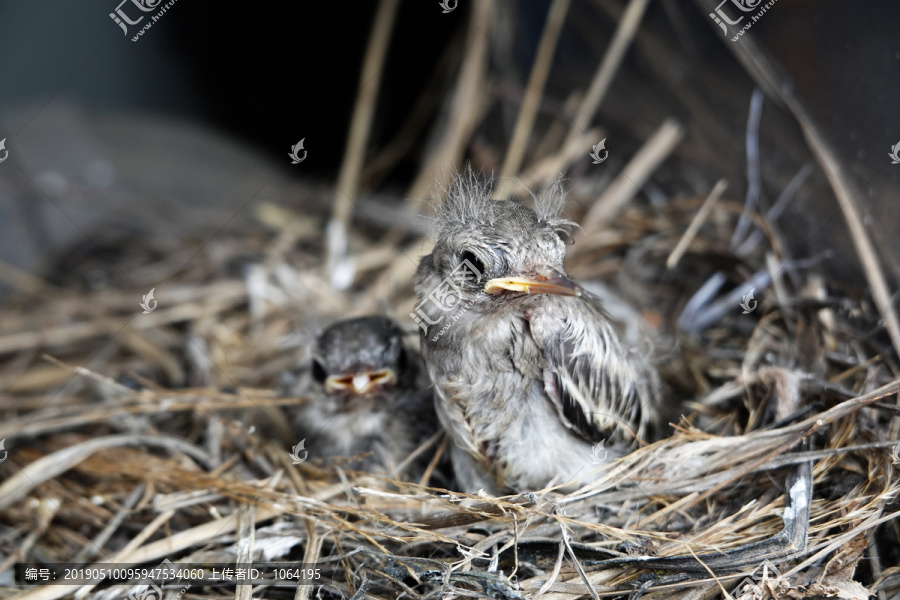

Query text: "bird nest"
[1, 179, 897, 600]
[2, 2, 900, 599]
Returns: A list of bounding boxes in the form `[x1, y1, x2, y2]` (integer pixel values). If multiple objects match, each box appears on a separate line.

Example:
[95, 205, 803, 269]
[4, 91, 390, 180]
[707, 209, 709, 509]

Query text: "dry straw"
[1, 1, 898, 599]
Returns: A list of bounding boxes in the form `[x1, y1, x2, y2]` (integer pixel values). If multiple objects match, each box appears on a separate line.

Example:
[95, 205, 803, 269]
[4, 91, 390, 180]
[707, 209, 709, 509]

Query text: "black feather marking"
[550, 372, 607, 444]
[533, 293, 652, 445]
[543, 338, 611, 444]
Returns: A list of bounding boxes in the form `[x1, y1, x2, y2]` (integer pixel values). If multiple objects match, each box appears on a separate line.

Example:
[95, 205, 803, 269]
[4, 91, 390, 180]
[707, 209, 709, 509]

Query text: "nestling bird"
[413, 171, 661, 493]
[284, 316, 436, 474]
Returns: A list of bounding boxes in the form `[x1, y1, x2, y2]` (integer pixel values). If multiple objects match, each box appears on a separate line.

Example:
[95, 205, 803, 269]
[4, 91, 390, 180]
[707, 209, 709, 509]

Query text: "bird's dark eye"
[312, 359, 328, 383]
[459, 250, 486, 276]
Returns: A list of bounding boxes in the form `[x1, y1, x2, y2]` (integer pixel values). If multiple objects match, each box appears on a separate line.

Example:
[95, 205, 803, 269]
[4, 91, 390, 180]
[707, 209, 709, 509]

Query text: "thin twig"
[406, 0, 494, 205]
[731, 88, 765, 250]
[235, 504, 257, 600]
[494, 0, 571, 198]
[667, 178, 728, 269]
[563, 0, 652, 148]
[71, 483, 145, 563]
[560, 521, 601, 600]
[328, 0, 401, 288]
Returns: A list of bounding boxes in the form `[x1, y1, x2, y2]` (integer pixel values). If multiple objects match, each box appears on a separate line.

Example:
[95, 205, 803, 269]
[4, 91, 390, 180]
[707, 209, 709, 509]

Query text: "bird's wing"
[528, 292, 655, 444]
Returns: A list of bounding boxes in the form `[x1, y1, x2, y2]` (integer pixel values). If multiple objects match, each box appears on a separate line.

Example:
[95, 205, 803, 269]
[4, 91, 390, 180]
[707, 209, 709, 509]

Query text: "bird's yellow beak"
[483, 273, 580, 296]
[325, 368, 398, 395]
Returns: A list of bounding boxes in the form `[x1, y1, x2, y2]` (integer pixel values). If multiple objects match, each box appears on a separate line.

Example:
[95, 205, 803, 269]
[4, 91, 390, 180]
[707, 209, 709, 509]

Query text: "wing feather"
[529, 292, 656, 444]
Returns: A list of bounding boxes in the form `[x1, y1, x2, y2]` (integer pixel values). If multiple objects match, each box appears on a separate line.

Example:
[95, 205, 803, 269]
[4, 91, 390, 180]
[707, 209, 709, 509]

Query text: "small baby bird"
[286, 316, 435, 473]
[413, 171, 661, 493]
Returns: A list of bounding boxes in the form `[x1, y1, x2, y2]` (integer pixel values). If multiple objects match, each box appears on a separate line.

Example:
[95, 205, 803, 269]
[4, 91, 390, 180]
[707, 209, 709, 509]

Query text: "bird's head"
[420, 171, 581, 308]
[312, 316, 409, 406]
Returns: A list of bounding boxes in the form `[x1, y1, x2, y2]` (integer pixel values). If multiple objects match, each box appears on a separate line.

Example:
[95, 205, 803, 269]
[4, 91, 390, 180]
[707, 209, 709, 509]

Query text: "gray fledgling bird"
[287, 316, 435, 473]
[413, 172, 660, 493]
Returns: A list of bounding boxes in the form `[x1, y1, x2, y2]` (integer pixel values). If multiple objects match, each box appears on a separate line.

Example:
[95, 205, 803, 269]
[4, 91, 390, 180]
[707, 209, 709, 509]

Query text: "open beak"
[484, 272, 580, 296]
[324, 368, 398, 395]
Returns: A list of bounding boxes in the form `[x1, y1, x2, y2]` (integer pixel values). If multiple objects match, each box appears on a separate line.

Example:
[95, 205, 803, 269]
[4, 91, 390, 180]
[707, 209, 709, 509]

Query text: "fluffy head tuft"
[530, 174, 578, 241]
[431, 167, 577, 238]
[431, 167, 493, 234]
